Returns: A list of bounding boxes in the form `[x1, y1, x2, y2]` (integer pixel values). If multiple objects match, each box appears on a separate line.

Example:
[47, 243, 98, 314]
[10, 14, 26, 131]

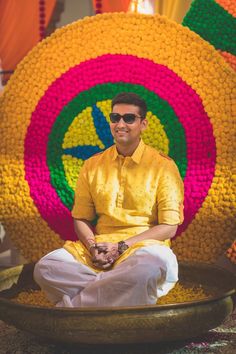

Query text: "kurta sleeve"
[157, 159, 184, 225]
[71, 162, 96, 220]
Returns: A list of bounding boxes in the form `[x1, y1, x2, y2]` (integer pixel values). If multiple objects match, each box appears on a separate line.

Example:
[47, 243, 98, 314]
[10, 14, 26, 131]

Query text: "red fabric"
[0, 0, 56, 81]
[92, 0, 131, 13]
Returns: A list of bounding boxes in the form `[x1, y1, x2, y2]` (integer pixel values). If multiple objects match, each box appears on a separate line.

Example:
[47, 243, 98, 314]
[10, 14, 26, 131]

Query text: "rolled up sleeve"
[71, 162, 96, 221]
[157, 159, 184, 225]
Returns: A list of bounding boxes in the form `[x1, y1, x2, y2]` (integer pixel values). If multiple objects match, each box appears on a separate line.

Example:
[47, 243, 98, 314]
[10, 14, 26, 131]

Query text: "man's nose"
[116, 118, 126, 127]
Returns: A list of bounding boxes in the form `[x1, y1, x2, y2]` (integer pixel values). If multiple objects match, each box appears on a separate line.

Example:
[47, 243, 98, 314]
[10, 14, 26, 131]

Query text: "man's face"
[110, 104, 147, 147]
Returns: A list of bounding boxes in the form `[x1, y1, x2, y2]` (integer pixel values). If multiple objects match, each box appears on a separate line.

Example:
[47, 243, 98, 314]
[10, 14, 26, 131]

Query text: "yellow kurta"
[64, 140, 184, 271]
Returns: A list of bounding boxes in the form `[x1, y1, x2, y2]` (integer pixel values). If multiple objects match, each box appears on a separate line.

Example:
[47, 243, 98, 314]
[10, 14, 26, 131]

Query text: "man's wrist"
[89, 243, 97, 251]
[117, 240, 129, 255]
[87, 238, 96, 252]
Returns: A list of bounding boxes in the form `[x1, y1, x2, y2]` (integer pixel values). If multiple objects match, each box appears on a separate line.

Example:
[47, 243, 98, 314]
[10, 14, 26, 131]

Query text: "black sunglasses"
[109, 113, 142, 124]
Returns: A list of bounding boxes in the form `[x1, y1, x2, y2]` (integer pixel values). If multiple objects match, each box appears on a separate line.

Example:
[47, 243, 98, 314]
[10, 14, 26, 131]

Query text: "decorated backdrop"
[0, 1, 235, 263]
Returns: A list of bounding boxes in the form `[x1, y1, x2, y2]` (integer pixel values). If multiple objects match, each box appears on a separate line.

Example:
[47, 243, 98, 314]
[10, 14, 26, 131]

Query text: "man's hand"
[90, 242, 120, 270]
[97, 242, 120, 264]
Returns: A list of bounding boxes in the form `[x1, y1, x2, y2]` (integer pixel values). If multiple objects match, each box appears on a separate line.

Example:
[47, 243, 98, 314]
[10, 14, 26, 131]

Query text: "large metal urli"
[0, 262, 235, 344]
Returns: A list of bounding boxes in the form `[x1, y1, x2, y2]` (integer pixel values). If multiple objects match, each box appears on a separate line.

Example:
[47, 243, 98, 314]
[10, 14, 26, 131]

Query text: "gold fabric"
[64, 140, 184, 270]
[154, 0, 192, 23]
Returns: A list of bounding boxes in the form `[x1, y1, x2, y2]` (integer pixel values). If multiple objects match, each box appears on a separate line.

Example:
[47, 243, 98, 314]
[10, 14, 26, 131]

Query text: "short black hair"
[111, 92, 147, 119]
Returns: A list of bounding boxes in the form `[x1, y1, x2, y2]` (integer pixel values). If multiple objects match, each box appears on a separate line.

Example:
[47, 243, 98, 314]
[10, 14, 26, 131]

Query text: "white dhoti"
[33, 245, 178, 308]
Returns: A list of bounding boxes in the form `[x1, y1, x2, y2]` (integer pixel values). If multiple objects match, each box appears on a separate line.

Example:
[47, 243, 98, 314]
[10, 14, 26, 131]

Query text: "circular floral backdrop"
[0, 12, 235, 263]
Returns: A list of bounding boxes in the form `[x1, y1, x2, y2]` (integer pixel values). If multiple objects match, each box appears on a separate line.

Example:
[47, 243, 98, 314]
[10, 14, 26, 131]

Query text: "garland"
[39, 0, 46, 40]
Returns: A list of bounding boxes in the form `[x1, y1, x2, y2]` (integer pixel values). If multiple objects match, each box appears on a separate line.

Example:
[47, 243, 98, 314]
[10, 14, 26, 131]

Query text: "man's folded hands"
[90, 242, 120, 270]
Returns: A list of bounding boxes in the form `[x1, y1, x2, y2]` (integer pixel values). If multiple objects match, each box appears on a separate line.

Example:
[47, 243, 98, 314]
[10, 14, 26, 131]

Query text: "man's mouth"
[115, 130, 129, 133]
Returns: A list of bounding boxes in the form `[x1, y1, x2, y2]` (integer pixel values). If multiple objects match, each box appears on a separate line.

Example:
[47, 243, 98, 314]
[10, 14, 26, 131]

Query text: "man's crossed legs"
[34, 245, 178, 307]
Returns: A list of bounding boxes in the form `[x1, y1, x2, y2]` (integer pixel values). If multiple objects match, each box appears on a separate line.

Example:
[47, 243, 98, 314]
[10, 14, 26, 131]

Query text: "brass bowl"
[0, 262, 235, 344]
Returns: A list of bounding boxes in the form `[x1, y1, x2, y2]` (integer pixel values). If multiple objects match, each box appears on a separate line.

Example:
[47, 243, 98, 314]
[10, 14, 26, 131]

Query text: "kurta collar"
[111, 139, 145, 164]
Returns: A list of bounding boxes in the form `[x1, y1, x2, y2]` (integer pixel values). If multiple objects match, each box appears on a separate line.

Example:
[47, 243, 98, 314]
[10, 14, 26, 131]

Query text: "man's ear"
[141, 118, 148, 132]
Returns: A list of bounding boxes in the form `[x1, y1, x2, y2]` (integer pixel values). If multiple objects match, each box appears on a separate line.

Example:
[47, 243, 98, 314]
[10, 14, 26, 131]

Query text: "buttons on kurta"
[116, 156, 131, 208]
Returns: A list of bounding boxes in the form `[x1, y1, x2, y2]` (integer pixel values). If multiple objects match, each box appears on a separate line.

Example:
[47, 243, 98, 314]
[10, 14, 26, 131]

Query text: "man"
[34, 92, 184, 307]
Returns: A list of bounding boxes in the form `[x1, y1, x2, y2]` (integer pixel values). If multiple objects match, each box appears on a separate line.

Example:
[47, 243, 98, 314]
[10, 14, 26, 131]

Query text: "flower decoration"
[226, 241, 236, 264]
[0, 12, 235, 263]
[13, 283, 208, 307]
[183, 0, 236, 70]
[215, 0, 236, 17]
